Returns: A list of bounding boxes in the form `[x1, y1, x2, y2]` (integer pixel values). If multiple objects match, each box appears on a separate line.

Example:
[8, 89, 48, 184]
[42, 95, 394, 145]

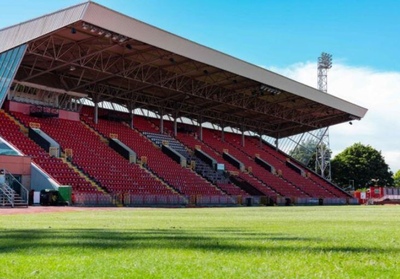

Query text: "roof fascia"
[0, 2, 89, 54]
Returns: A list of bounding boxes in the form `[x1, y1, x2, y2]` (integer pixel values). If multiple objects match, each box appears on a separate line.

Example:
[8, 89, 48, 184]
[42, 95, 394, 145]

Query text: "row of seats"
[145, 132, 229, 182]
[176, 132, 254, 196]
[204, 129, 346, 198]
[13, 111, 177, 195]
[0, 110, 99, 193]
[176, 130, 277, 197]
[80, 111, 226, 197]
[245, 136, 347, 197]
[3, 103, 348, 200]
[148, 117, 348, 199]
[210, 130, 327, 197]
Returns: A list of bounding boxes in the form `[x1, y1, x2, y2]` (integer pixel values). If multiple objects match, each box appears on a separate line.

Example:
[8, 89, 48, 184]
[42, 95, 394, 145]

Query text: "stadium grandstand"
[0, 2, 367, 207]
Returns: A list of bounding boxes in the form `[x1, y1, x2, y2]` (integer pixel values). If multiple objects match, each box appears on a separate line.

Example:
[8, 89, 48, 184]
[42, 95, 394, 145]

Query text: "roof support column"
[92, 94, 100, 124]
[221, 124, 225, 142]
[94, 104, 98, 124]
[198, 116, 203, 141]
[93, 96, 99, 125]
[130, 112, 134, 129]
[159, 109, 164, 134]
[241, 125, 245, 147]
[173, 112, 178, 137]
[128, 102, 134, 129]
[159, 117, 164, 134]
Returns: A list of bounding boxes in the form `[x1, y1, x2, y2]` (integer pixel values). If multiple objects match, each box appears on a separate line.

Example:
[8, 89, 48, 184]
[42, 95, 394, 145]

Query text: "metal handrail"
[1, 168, 29, 204]
[0, 182, 15, 207]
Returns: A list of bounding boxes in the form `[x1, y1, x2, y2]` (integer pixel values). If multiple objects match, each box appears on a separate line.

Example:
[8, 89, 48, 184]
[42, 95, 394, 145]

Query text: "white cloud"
[270, 62, 400, 173]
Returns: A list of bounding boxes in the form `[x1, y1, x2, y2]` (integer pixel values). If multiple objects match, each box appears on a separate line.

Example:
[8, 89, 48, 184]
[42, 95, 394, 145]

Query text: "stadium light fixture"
[118, 36, 127, 43]
[81, 22, 130, 45]
[259, 84, 281, 95]
[268, 88, 281, 95]
[318, 52, 332, 69]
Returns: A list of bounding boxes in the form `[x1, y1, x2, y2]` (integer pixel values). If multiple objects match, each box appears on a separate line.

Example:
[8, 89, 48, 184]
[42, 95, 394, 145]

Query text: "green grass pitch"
[1, 206, 399, 278]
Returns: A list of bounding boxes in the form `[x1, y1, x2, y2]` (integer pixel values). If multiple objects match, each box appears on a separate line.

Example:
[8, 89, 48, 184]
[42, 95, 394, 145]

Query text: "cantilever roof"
[0, 1, 367, 138]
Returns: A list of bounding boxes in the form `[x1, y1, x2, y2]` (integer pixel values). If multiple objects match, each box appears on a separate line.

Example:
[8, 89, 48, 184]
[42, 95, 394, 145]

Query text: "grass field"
[1, 206, 399, 279]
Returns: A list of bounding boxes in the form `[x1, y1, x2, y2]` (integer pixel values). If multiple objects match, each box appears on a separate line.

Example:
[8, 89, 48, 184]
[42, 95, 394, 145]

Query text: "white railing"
[1, 168, 29, 205]
[0, 182, 15, 207]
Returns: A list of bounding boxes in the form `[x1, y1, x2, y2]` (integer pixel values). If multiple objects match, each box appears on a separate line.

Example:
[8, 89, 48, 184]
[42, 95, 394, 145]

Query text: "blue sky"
[1, 0, 399, 71]
[1, 1, 400, 172]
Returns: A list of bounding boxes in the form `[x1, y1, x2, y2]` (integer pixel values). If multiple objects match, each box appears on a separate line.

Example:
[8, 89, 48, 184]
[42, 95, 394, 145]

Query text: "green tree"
[331, 143, 393, 189]
[393, 170, 400, 187]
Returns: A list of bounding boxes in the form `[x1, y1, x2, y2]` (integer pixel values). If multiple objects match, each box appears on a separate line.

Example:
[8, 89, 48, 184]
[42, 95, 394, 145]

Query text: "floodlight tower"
[317, 53, 332, 92]
[316, 52, 332, 180]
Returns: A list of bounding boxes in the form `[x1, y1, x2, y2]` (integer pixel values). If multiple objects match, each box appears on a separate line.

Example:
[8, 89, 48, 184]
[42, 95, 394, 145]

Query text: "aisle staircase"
[0, 169, 29, 207]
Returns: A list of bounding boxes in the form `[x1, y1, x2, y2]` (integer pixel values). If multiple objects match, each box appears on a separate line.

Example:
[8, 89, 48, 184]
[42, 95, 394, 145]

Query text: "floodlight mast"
[317, 52, 332, 93]
[316, 52, 333, 180]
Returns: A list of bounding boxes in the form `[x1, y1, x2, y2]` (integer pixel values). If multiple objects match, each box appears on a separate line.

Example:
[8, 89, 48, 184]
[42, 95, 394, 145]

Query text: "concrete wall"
[30, 164, 60, 191]
[0, 155, 31, 188]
